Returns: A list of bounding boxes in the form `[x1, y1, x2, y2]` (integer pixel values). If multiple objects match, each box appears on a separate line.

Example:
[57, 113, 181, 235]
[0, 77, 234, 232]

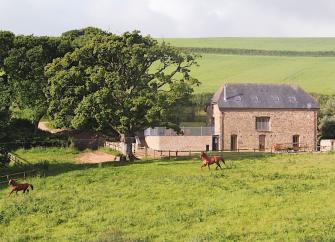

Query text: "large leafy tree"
[3, 35, 72, 130]
[0, 31, 15, 139]
[46, 31, 199, 158]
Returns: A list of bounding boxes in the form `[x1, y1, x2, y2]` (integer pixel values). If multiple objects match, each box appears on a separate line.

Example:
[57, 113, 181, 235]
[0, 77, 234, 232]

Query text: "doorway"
[212, 135, 219, 151]
[293, 135, 300, 151]
[231, 135, 237, 151]
[259, 135, 266, 151]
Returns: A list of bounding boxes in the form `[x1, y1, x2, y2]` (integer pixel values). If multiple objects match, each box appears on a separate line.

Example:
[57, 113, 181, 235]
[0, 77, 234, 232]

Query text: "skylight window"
[252, 96, 260, 103]
[288, 96, 297, 103]
[271, 95, 280, 102]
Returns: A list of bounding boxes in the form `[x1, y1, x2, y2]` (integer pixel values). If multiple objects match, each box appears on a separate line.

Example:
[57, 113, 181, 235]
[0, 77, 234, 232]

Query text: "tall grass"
[0, 148, 334, 241]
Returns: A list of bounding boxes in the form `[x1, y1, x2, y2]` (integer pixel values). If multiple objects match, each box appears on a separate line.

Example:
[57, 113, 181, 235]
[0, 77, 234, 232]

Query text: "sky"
[1, 0, 335, 37]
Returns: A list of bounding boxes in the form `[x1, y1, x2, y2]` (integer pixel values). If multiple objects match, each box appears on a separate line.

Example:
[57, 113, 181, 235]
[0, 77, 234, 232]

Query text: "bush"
[319, 116, 335, 139]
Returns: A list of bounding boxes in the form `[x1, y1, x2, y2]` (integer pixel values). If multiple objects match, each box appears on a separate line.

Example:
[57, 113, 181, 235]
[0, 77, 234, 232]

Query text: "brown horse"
[8, 179, 34, 196]
[200, 151, 225, 170]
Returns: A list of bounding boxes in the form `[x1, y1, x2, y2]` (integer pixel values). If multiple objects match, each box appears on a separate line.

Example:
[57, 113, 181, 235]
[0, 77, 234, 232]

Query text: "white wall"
[145, 136, 212, 151]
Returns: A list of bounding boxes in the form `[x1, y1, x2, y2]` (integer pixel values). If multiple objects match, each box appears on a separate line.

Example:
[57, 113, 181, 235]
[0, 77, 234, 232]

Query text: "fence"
[0, 170, 39, 185]
[104, 141, 136, 153]
[144, 127, 214, 136]
[151, 144, 318, 159]
[152, 148, 271, 159]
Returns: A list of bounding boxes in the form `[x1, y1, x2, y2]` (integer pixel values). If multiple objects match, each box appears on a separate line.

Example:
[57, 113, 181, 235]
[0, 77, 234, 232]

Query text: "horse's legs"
[201, 164, 205, 170]
[8, 189, 14, 197]
[208, 164, 211, 170]
[217, 162, 222, 170]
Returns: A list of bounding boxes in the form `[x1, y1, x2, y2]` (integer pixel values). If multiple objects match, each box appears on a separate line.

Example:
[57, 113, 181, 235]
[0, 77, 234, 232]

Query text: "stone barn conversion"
[207, 83, 320, 151]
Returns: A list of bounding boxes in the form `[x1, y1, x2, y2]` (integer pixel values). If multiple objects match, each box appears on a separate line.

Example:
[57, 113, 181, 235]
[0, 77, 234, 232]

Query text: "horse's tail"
[29, 184, 34, 190]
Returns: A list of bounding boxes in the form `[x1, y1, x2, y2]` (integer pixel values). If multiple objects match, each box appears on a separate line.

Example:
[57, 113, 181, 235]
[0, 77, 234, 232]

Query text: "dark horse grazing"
[8, 179, 33, 196]
[200, 151, 225, 170]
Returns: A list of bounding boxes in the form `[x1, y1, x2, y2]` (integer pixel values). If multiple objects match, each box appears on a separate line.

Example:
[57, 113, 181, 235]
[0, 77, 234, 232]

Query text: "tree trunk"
[120, 134, 136, 161]
[33, 111, 45, 135]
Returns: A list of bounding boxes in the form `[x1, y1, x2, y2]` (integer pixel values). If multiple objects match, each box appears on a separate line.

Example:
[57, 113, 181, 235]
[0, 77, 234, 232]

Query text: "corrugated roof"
[212, 83, 319, 110]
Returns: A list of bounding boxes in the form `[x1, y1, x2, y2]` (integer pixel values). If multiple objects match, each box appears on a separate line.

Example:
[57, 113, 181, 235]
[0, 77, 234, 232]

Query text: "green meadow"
[191, 54, 335, 94]
[161, 38, 335, 94]
[163, 37, 335, 51]
[1, 148, 335, 241]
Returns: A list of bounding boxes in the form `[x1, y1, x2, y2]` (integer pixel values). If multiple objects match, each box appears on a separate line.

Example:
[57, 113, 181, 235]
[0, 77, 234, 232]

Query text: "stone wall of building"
[145, 136, 212, 151]
[220, 109, 317, 151]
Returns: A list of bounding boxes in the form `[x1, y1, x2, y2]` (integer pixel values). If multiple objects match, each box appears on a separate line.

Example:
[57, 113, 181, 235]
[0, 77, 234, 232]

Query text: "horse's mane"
[200, 152, 210, 159]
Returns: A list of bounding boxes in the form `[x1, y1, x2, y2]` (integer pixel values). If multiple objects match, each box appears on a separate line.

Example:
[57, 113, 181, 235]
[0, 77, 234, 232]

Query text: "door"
[231, 135, 237, 151]
[293, 135, 300, 151]
[259, 135, 266, 151]
[212, 135, 219, 151]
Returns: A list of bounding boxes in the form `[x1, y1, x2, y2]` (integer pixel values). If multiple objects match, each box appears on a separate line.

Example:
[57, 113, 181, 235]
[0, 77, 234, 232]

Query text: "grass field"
[159, 38, 335, 94]
[191, 54, 335, 94]
[162, 37, 335, 51]
[1, 148, 335, 241]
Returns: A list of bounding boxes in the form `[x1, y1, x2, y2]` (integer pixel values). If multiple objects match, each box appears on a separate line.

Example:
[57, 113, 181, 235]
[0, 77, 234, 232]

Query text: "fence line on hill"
[0, 152, 42, 186]
[0, 169, 40, 185]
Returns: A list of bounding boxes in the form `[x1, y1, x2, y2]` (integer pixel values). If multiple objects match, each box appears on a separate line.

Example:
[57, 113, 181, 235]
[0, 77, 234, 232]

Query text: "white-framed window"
[256, 117, 270, 131]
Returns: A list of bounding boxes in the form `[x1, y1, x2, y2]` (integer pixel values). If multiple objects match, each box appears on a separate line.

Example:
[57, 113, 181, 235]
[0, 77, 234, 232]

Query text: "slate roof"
[212, 83, 319, 110]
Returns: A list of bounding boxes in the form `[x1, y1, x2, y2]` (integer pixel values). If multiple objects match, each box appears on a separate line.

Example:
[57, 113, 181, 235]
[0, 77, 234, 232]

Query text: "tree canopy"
[2, 35, 72, 128]
[46, 31, 199, 156]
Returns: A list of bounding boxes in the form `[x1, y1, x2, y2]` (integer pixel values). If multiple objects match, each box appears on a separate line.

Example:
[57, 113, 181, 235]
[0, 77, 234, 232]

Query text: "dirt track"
[76, 151, 116, 164]
[38, 121, 66, 134]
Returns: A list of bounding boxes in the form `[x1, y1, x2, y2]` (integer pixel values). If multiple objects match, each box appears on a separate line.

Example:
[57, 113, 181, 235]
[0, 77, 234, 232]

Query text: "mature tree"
[61, 27, 106, 48]
[319, 116, 335, 140]
[0, 31, 15, 140]
[3, 35, 72, 130]
[46, 31, 199, 159]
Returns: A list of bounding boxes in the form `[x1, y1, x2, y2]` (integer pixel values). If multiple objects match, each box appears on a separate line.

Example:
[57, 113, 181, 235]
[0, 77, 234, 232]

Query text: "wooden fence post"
[168, 150, 171, 159]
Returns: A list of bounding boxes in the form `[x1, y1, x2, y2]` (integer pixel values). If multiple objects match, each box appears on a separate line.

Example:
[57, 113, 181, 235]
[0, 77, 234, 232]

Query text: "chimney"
[223, 84, 227, 102]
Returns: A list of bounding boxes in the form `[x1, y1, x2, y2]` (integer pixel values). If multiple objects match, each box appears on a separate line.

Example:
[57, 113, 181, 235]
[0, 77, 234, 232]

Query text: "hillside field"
[161, 38, 335, 94]
[163, 37, 335, 51]
[1, 148, 335, 241]
[191, 54, 335, 94]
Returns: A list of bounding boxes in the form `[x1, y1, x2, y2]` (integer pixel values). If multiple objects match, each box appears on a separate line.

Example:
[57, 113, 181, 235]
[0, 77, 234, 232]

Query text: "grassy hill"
[1, 148, 335, 241]
[163, 37, 335, 51]
[191, 54, 335, 94]
[161, 38, 335, 94]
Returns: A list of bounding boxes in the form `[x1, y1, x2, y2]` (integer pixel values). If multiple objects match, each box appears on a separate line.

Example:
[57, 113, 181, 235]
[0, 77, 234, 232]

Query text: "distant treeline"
[180, 47, 335, 57]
